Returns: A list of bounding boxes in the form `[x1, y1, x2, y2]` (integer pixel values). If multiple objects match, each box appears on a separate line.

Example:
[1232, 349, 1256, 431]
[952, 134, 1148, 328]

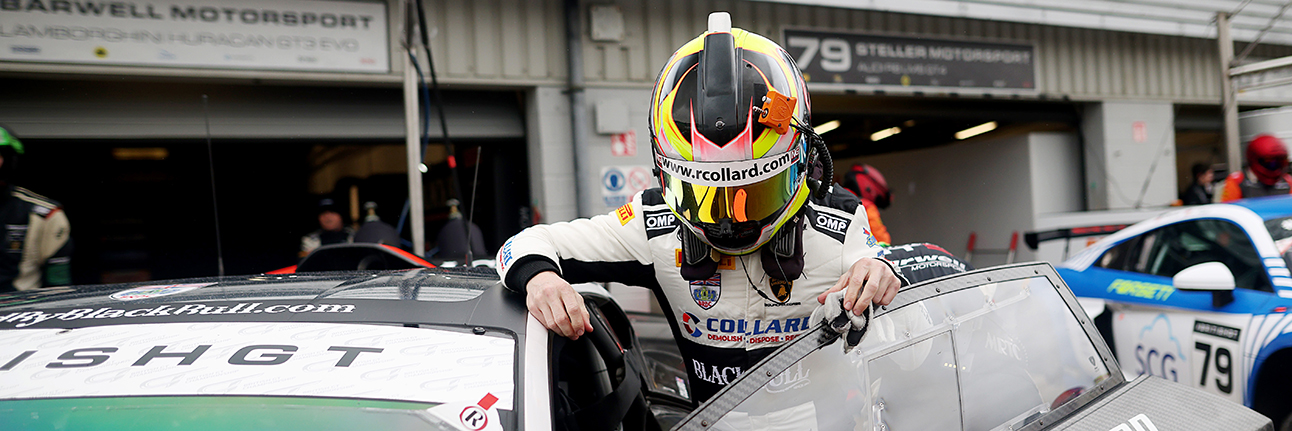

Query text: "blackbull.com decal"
[0, 302, 356, 328]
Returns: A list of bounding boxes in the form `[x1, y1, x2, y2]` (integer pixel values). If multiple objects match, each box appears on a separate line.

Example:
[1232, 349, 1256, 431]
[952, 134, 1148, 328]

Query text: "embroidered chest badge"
[863, 227, 877, 248]
[769, 277, 794, 303]
[690, 273, 721, 309]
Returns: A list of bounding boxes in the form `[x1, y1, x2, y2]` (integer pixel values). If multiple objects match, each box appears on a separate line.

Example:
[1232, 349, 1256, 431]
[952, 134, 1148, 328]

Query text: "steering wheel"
[563, 298, 642, 431]
[585, 301, 625, 375]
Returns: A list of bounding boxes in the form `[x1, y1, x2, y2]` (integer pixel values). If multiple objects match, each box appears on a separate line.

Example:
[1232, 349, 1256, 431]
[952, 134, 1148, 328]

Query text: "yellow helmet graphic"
[649, 12, 823, 255]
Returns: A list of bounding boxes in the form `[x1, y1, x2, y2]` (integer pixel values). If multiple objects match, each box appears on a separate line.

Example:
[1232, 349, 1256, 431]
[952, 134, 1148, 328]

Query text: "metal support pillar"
[403, 2, 426, 256]
[1218, 11, 1241, 173]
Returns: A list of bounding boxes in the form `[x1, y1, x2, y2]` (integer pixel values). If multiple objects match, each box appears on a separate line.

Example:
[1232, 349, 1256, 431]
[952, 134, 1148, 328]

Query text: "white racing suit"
[497, 187, 904, 403]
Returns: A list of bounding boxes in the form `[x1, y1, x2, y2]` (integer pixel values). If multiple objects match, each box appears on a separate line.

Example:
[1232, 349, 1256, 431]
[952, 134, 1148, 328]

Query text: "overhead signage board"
[0, 0, 389, 73]
[783, 28, 1036, 94]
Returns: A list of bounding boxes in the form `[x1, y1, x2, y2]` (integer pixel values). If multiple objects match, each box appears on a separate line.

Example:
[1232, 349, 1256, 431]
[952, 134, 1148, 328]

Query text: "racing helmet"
[1247, 134, 1289, 186]
[649, 13, 818, 255]
[842, 164, 891, 209]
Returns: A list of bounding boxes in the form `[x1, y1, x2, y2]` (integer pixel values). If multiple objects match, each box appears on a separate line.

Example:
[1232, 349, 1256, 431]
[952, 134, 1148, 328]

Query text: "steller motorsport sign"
[783, 28, 1035, 93]
[0, 0, 389, 73]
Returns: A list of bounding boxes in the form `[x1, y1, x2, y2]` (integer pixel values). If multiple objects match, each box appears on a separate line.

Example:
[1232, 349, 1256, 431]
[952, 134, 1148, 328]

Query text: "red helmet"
[1247, 134, 1289, 186]
[842, 164, 891, 209]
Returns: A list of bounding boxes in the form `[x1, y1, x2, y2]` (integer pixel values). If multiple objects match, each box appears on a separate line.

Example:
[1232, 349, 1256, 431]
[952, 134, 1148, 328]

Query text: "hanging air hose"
[397, 0, 475, 261]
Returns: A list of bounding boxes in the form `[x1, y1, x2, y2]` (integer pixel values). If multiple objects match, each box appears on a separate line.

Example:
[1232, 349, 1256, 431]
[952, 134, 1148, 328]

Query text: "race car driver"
[1220, 134, 1292, 202]
[496, 14, 905, 404]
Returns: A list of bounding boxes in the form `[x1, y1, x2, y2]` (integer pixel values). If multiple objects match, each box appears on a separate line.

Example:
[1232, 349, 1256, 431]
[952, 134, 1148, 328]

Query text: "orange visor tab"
[758, 89, 796, 135]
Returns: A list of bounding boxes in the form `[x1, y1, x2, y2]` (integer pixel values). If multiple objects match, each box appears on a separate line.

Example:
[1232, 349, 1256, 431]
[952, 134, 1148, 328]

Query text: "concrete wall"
[579, 88, 655, 217]
[839, 131, 1083, 266]
[526, 86, 578, 223]
[1082, 101, 1178, 210]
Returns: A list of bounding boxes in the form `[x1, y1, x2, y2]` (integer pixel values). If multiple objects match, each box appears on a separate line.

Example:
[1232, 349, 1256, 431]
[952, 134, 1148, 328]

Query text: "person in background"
[1180, 163, 1214, 206]
[0, 126, 72, 292]
[433, 198, 488, 262]
[841, 164, 893, 246]
[354, 201, 401, 247]
[299, 197, 354, 258]
[1220, 134, 1292, 202]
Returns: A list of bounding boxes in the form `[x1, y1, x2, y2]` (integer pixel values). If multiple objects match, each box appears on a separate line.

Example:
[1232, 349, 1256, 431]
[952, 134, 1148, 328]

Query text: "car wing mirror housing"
[1173, 261, 1236, 307]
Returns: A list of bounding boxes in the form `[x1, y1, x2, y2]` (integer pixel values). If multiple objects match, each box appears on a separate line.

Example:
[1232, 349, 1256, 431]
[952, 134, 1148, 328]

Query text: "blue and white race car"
[1057, 195, 1292, 429]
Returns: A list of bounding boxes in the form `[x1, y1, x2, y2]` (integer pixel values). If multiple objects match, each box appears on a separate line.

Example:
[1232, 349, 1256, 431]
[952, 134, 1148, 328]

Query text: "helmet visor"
[657, 146, 806, 226]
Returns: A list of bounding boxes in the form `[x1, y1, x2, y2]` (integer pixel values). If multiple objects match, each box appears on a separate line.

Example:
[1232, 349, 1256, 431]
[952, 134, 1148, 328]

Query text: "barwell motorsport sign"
[0, 0, 389, 73]
[783, 28, 1035, 92]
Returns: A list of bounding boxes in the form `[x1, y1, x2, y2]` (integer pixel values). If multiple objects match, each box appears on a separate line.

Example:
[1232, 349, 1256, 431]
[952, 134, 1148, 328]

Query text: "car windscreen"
[677, 265, 1118, 431]
[0, 321, 517, 430]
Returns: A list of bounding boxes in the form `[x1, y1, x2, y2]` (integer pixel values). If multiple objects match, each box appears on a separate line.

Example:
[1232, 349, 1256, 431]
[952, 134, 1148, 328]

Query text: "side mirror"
[1173, 262, 1235, 307]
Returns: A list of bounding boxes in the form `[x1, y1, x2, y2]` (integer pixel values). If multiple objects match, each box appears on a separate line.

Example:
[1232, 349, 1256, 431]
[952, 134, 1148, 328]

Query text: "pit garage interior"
[2, 78, 531, 283]
[802, 92, 1229, 268]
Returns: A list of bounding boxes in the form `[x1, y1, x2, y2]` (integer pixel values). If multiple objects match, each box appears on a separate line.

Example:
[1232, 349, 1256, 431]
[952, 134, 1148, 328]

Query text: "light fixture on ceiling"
[870, 127, 901, 141]
[814, 120, 841, 135]
[955, 121, 997, 140]
[112, 147, 168, 160]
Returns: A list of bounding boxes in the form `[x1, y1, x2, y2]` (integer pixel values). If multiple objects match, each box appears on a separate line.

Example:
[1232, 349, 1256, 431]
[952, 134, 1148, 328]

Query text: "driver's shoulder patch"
[805, 206, 849, 243]
[642, 207, 678, 239]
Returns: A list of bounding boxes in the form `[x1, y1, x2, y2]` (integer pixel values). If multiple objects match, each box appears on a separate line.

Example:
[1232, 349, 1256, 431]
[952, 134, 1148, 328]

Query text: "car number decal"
[1114, 310, 1247, 404]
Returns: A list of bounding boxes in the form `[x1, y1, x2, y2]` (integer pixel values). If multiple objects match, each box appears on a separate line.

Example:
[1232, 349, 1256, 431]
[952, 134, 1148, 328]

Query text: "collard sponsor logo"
[681, 312, 702, 337]
[690, 273, 721, 309]
[677, 313, 812, 344]
[110, 282, 214, 301]
[769, 277, 793, 303]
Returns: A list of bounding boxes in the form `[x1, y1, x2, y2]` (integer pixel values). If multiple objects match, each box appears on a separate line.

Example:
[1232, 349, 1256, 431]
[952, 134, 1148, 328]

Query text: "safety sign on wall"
[611, 130, 637, 157]
[601, 165, 652, 209]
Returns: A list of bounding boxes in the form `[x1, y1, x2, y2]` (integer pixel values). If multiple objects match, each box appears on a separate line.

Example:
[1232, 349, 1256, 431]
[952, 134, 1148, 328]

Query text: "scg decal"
[1133, 314, 1183, 382]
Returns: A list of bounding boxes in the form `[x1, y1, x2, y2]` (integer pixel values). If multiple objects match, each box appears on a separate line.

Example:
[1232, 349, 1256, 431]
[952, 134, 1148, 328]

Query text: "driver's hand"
[526, 271, 594, 340]
[817, 257, 900, 315]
